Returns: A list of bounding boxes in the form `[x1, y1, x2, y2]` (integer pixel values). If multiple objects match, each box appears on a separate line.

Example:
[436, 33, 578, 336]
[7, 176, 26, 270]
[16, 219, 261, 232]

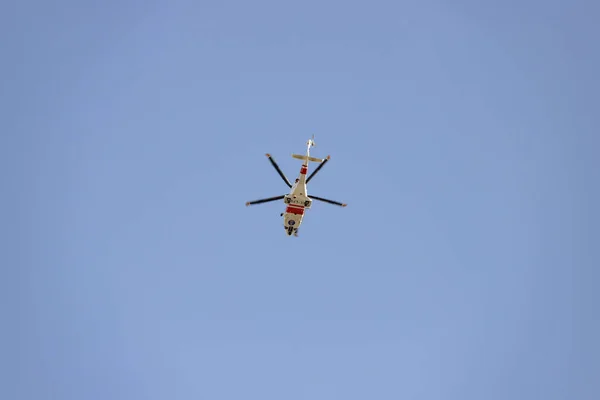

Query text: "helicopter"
[245, 136, 347, 236]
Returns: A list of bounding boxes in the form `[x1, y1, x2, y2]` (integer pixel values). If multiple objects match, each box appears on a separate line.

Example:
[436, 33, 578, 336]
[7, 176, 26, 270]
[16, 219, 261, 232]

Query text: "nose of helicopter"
[283, 214, 301, 236]
[284, 221, 295, 235]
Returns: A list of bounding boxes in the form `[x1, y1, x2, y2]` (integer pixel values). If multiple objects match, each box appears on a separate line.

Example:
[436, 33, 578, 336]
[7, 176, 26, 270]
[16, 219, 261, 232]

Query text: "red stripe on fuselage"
[286, 205, 305, 215]
[300, 164, 307, 175]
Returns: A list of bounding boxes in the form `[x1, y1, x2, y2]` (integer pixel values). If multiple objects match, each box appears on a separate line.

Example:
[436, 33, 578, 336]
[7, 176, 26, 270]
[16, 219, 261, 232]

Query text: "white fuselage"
[282, 141, 314, 236]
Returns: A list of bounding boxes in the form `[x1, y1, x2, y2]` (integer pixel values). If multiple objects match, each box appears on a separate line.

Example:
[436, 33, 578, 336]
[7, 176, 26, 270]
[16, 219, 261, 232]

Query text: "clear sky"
[2, 1, 599, 399]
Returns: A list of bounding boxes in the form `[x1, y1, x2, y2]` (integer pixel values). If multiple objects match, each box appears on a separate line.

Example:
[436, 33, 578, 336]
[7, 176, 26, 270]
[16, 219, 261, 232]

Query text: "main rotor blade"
[309, 195, 347, 207]
[246, 195, 285, 206]
[266, 154, 292, 188]
[306, 155, 330, 184]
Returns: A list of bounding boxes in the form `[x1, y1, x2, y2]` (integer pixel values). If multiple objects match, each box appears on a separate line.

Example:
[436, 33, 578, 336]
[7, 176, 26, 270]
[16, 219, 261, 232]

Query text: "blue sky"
[2, 1, 599, 399]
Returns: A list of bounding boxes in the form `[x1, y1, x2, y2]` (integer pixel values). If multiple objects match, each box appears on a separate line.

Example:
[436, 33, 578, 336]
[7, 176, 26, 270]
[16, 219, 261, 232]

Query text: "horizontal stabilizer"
[291, 154, 324, 163]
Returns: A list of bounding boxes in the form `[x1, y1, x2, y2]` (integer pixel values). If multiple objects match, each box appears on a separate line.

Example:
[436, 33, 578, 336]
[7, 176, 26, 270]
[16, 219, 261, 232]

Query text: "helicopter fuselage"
[282, 163, 313, 236]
